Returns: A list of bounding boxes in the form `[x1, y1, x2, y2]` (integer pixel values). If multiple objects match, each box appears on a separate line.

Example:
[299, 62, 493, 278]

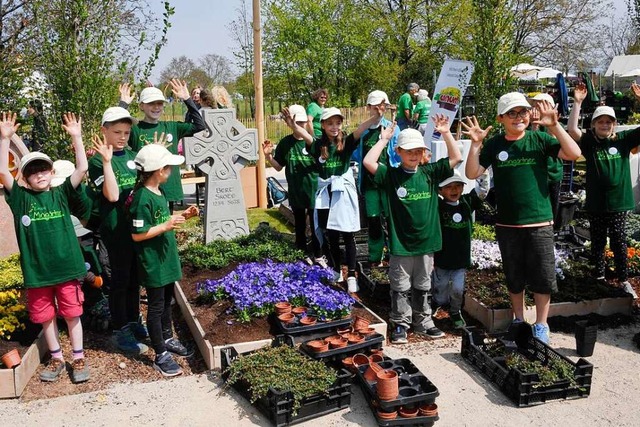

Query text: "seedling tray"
[460, 325, 593, 407]
[221, 340, 351, 427]
[361, 388, 438, 427]
[357, 261, 390, 300]
[273, 312, 352, 336]
[299, 333, 384, 361]
[356, 358, 439, 410]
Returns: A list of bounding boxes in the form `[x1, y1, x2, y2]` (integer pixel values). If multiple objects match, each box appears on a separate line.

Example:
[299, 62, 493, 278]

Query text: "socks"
[72, 349, 84, 360]
[50, 348, 63, 360]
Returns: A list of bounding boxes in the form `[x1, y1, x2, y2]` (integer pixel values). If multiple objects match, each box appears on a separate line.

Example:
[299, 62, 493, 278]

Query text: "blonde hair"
[209, 85, 233, 109]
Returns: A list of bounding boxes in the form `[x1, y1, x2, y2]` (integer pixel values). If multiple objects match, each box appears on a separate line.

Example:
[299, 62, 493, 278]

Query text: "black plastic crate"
[357, 261, 390, 300]
[356, 358, 439, 410]
[221, 341, 352, 426]
[360, 385, 438, 427]
[460, 326, 593, 407]
[298, 333, 385, 362]
[273, 312, 352, 336]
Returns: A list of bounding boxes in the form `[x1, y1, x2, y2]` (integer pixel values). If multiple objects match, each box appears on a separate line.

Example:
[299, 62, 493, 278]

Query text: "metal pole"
[253, 0, 267, 208]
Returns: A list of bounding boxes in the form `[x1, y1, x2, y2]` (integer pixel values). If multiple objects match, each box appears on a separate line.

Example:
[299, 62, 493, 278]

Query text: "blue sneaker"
[129, 317, 149, 340]
[533, 323, 550, 344]
[391, 325, 408, 344]
[114, 325, 149, 355]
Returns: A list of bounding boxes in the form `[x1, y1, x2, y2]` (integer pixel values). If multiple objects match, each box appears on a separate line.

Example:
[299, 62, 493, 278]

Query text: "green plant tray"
[356, 261, 390, 300]
[460, 325, 593, 407]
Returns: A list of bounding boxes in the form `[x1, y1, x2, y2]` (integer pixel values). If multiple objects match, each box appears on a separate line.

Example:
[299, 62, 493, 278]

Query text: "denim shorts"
[495, 225, 557, 294]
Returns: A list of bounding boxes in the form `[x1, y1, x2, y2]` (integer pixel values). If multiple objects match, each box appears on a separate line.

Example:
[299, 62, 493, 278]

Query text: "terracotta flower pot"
[307, 339, 329, 352]
[398, 406, 419, 418]
[364, 361, 383, 381]
[347, 333, 364, 344]
[376, 369, 399, 401]
[337, 327, 352, 337]
[277, 313, 295, 324]
[1, 349, 21, 369]
[291, 306, 308, 315]
[299, 316, 317, 326]
[341, 357, 356, 372]
[419, 403, 438, 417]
[370, 348, 384, 358]
[275, 301, 292, 315]
[352, 353, 370, 368]
[353, 315, 370, 331]
[377, 408, 398, 420]
[330, 338, 348, 349]
[369, 353, 384, 363]
[357, 327, 376, 336]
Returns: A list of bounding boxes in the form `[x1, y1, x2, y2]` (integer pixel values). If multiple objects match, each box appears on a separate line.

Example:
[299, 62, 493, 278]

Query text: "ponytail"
[319, 130, 345, 160]
[125, 170, 154, 213]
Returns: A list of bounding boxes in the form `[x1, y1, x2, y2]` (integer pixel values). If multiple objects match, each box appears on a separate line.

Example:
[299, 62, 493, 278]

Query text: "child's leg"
[55, 280, 86, 357]
[410, 254, 437, 332]
[41, 318, 63, 360]
[64, 317, 84, 360]
[367, 216, 385, 265]
[388, 255, 412, 329]
[161, 283, 176, 341]
[307, 208, 323, 259]
[608, 212, 629, 281]
[342, 231, 357, 277]
[327, 229, 342, 273]
[292, 207, 308, 253]
[589, 213, 608, 278]
[449, 269, 466, 313]
[431, 267, 451, 309]
[496, 226, 528, 321]
[146, 286, 168, 355]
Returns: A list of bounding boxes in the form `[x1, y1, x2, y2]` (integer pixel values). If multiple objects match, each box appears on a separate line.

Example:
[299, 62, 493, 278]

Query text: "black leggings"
[292, 207, 322, 258]
[316, 209, 356, 276]
[146, 283, 175, 354]
[590, 212, 628, 281]
[108, 245, 140, 330]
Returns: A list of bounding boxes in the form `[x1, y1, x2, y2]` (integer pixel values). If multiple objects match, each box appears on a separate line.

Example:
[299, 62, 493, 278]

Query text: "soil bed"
[0, 321, 41, 363]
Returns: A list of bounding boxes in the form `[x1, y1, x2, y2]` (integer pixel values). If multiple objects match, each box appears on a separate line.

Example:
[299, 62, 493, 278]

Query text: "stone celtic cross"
[183, 108, 258, 242]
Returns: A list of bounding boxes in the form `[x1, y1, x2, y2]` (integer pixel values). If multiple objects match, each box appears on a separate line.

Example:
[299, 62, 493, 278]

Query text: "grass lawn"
[247, 208, 294, 233]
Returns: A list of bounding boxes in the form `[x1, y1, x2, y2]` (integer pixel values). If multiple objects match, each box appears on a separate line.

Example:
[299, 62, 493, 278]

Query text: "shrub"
[0, 254, 23, 291]
[472, 223, 496, 241]
[0, 289, 27, 340]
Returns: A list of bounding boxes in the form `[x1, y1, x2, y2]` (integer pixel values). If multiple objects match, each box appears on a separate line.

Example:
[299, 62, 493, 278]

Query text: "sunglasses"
[504, 109, 530, 119]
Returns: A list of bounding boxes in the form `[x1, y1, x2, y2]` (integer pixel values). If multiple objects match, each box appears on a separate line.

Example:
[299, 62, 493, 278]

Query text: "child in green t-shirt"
[413, 89, 431, 135]
[464, 92, 582, 344]
[88, 106, 151, 355]
[363, 116, 462, 344]
[128, 144, 199, 377]
[263, 104, 324, 267]
[0, 112, 90, 383]
[120, 79, 206, 211]
[567, 82, 640, 299]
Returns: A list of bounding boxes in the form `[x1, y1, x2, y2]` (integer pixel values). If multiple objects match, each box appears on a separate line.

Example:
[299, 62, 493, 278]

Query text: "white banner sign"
[423, 59, 474, 150]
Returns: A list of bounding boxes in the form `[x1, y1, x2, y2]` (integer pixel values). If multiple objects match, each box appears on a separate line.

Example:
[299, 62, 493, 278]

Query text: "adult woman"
[306, 88, 328, 137]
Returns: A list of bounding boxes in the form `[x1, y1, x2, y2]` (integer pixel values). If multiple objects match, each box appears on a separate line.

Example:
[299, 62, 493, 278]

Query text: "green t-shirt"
[306, 102, 323, 137]
[6, 179, 86, 288]
[360, 126, 388, 191]
[61, 179, 93, 222]
[435, 192, 483, 269]
[129, 121, 193, 202]
[479, 131, 561, 225]
[580, 128, 640, 212]
[129, 187, 182, 288]
[273, 134, 318, 208]
[395, 93, 413, 122]
[309, 133, 357, 179]
[374, 159, 453, 256]
[413, 100, 432, 124]
[547, 157, 564, 183]
[88, 149, 138, 250]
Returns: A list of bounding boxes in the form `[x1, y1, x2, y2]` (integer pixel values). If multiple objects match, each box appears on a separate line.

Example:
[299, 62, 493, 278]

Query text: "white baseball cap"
[497, 92, 531, 115]
[417, 89, 430, 102]
[134, 144, 184, 172]
[139, 87, 166, 104]
[366, 90, 390, 106]
[321, 107, 344, 121]
[101, 106, 138, 126]
[397, 129, 426, 150]
[531, 93, 555, 107]
[439, 169, 466, 188]
[51, 160, 75, 187]
[288, 105, 307, 123]
[71, 215, 92, 237]
[19, 152, 53, 175]
[592, 106, 616, 121]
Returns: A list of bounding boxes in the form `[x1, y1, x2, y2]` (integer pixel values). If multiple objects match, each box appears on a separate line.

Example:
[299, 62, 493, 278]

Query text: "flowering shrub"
[0, 289, 27, 340]
[471, 240, 502, 270]
[0, 254, 23, 291]
[197, 261, 354, 322]
[472, 224, 496, 242]
[605, 245, 640, 276]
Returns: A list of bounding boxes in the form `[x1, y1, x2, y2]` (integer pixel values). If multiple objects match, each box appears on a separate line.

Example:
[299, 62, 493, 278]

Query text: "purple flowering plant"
[196, 260, 355, 323]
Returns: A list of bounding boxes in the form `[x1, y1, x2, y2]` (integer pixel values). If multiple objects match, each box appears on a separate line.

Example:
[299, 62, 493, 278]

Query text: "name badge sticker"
[127, 160, 136, 169]
[608, 147, 618, 155]
[21, 215, 31, 227]
[453, 213, 463, 223]
[397, 187, 408, 198]
[498, 151, 509, 161]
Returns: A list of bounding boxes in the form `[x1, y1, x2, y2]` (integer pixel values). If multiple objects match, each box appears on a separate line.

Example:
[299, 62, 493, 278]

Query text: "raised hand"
[380, 121, 396, 141]
[432, 113, 451, 134]
[61, 113, 82, 138]
[632, 82, 640, 101]
[119, 83, 135, 104]
[181, 205, 199, 220]
[281, 107, 295, 129]
[461, 116, 492, 146]
[573, 82, 588, 103]
[531, 100, 559, 127]
[165, 214, 185, 231]
[0, 112, 19, 140]
[263, 139, 274, 156]
[91, 134, 113, 163]
[169, 78, 190, 101]
[153, 131, 170, 148]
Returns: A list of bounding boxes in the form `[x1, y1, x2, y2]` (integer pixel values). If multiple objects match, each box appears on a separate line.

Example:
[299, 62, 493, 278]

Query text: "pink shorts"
[26, 280, 84, 324]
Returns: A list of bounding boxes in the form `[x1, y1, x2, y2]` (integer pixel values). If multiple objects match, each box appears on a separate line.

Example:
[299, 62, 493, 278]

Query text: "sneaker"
[334, 270, 344, 283]
[347, 276, 359, 293]
[39, 358, 66, 382]
[153, 352, 183, 377]
[622, 281, 638, 299]
[165, 337, 194, 357]
[129, 317, 149, 340]
[532, 323, 550, 344]
[424, 327, 445, 339]
[303, 256, 314, 266]
[114, 325, 149, 355]
[70, 358, 90, 383]
[390, 325, 408, 344]
[450, 312, 466, 329]
[314, 256, 329, 269]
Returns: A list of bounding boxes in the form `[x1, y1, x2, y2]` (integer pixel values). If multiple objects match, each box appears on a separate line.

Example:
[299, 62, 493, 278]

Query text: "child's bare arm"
[0, 112, 19, 192]
[131, 215, 185, 242]
[433, 114, 461, 168]
[91, 134, 118, 202]
[363, 122, 396, 175]
[282, 107, 314, 146]
[263, 140, 283, 171]
[353, 106, 383, 140]
[62, 113, 88, 188]
[462, 116, 491, 179]
[567, 82, 586, 141]
[533, 101, 581, 160]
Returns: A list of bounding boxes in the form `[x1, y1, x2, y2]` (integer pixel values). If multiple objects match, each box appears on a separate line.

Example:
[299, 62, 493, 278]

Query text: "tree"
[228, 0, 254, 115]
[159, 55, 198, 84]
[0, 0, 32, 111]
[199, 53, 234, 85]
